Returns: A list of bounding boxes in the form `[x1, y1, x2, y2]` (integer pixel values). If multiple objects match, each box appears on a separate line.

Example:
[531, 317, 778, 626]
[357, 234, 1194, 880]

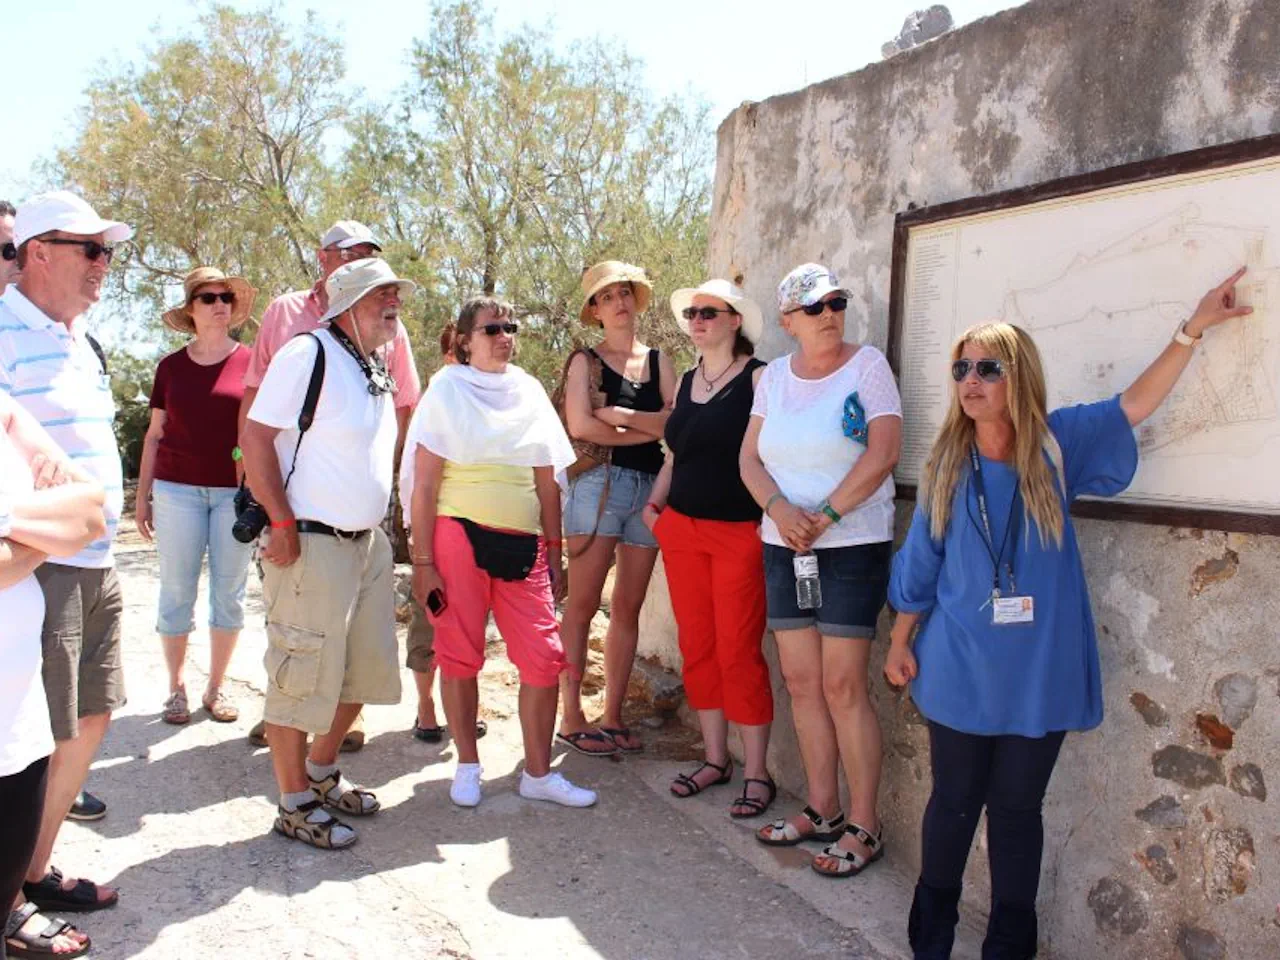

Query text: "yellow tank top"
[437, 462, 540, 534]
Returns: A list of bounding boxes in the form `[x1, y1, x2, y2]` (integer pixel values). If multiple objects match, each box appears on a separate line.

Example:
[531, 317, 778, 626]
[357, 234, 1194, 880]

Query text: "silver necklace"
[699, 357, 736, 395]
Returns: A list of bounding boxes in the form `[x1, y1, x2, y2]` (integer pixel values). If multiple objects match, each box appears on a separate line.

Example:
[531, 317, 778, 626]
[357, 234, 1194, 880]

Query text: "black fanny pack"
[456, 518, 539, 581]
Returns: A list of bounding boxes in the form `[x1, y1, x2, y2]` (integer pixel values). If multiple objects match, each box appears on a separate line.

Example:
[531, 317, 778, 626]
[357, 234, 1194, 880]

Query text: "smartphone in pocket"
[426, 588, 447, 616]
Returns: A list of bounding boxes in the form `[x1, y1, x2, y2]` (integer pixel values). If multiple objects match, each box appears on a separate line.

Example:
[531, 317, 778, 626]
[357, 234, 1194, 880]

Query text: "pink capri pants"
[428, 516, 567, 687]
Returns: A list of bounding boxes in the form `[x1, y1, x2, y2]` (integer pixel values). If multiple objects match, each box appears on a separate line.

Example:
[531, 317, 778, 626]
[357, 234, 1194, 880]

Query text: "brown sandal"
[5, 902, 91, 958]
[161, 689, 189, 725]
[308, 770, 380, 816]
[201, 691, 238, 723]
[274, 800, 357, 849]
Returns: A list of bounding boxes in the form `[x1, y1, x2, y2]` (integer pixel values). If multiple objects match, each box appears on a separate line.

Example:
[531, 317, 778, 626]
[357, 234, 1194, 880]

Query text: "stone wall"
[638, 1, 1280, 957]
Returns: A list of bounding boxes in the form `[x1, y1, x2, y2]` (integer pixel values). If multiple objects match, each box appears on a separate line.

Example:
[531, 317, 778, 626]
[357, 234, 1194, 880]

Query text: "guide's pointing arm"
[1120, 266, 1253, 427]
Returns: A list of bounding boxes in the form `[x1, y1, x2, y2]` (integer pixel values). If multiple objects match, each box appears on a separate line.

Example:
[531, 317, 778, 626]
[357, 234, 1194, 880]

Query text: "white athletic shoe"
[519, 771, 597, 808]
[451, 763, 483, 808]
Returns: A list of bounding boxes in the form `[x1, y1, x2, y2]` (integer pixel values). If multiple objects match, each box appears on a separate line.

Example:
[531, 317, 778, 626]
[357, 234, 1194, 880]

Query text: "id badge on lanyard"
[969, 446, 1034, 627]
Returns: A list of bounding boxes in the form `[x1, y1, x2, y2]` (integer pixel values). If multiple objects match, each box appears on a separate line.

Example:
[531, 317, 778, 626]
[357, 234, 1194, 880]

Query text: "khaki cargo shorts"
[404, 599, 435, 673]
[261, 527, 401, 734]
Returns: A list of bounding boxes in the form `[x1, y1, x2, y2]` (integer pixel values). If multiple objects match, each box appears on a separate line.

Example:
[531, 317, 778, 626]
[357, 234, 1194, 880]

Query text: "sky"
[3, 0, 1023, 198]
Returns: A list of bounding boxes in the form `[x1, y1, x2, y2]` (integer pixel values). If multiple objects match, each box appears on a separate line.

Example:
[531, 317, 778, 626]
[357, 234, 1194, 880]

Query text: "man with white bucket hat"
[241, 258, 413, 849]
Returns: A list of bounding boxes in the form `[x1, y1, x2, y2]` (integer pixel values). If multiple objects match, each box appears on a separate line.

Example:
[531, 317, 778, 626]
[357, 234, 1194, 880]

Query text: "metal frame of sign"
[887, 132, 1280, 535]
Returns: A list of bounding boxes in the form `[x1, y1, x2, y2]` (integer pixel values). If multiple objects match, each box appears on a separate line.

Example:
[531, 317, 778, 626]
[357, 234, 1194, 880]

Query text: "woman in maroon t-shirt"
[136, 267, 257, 725]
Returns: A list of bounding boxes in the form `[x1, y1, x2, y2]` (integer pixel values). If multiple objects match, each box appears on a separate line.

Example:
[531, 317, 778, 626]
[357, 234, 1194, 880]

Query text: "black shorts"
[763, 541, 890, 638]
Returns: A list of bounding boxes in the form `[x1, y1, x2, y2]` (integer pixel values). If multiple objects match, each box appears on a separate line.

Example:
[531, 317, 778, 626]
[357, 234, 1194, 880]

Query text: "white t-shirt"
[751, 346, 902, 549]
[0, 431, 54, 776]
[248, 328, 396, 531]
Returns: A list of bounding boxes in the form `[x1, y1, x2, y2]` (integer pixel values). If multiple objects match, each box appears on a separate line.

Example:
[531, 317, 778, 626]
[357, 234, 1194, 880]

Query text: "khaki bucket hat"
[579, 260, 652, 325]
[162, 267, 257, 334]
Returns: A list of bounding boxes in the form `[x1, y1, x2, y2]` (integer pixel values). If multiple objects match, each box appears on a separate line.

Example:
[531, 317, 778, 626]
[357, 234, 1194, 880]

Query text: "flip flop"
[600, 726, 643, 754]
[555, 730, 618, 757]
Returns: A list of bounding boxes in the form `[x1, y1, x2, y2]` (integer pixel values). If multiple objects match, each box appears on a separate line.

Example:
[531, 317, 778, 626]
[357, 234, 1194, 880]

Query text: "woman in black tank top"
[641, 280, 776, 819]
[558, 262, 675, 758]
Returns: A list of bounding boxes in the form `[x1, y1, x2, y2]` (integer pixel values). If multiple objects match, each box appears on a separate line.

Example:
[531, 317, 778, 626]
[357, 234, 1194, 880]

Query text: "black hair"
[0, 200, 15, 218]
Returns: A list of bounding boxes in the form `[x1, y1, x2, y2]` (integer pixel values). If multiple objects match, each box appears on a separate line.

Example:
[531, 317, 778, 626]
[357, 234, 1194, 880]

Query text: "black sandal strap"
[844, 821, 883, 851]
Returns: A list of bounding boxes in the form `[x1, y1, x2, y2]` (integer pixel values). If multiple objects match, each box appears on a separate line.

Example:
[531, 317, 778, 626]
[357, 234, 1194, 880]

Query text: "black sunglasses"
[39, 238, 116, 264]
[951, 358, 1006, 383]
[1, 242, 14, 262]
[480, 321, 518, 336]
[681, 306, 737, 322]
[792, 296, 848, 316]
[194, 292, 236, 305]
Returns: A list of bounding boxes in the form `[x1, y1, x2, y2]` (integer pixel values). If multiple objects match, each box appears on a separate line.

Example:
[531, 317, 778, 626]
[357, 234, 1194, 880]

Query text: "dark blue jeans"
[909, 721, 1065, 960]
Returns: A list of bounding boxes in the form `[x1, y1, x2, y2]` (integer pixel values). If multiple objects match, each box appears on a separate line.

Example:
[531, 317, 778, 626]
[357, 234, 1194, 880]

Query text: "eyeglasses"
[1, 243, 14, 262]
[950, 358, 1006, 383]
[480, 321, 518, 336]
[194, 292, 236, 305]
[790, 296, 847, 316]
[38, 238, 116, 264]
[681, 306, 737, 321]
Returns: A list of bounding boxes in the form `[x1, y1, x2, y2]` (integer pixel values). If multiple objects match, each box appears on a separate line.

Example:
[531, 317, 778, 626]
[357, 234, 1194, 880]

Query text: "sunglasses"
[791, 296, 847, 316]
[39, 238, 116, 264]
[194, 291, 236, 305]
[682, 306, 737, 322]
[480, 321, 518, 336]
[951, 358, 1006, 383]
[1, 242, 14, 262]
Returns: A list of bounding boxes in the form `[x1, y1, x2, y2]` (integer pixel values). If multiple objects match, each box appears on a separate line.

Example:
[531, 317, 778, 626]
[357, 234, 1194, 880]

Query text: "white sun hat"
[670, 279, 764, 344]
[320, 258, 416, 322]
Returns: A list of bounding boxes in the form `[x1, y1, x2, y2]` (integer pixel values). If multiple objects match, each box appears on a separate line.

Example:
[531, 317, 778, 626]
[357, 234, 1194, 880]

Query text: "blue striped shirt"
[0, 287, 122, 568]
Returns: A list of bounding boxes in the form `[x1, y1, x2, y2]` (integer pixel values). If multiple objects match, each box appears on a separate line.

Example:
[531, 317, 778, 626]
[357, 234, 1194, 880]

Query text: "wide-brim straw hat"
[579, 260, 652, 325]
[320, 257, 417, 322]
[162, 267, 257, 334]
[670, 279, 764, 345]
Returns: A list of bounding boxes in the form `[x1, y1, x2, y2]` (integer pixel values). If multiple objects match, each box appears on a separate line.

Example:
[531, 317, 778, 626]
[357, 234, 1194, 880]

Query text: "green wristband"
[764, 492, 785, 517]
[231, 446, 243, 462]
[820, 500, 842, 524]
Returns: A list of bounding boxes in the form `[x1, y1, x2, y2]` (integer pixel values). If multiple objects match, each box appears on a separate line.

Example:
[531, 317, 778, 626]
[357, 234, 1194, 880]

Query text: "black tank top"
[664, 358, 765, 522]
[594, 348, 664, 475]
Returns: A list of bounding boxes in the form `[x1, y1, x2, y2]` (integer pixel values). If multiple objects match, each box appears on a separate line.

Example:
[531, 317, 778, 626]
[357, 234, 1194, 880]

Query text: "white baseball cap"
[15, 191, 133, 246]
[320, 219, 382, 250]
[320, 258, 416, 321]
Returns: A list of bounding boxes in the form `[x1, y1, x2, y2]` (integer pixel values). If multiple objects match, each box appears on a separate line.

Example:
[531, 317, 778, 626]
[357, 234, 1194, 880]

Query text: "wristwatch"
[1172, 324, 1202, 347]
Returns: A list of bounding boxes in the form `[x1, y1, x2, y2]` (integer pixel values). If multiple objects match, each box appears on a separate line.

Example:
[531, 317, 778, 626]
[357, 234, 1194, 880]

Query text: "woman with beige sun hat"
[557, 260, 676, 757]
[136, 267, 258, 725]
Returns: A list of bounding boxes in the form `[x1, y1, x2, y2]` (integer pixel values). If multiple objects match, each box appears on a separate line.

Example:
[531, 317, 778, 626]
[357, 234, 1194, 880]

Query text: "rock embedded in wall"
[1228, 763, 1266, 802]
[1086, 877, 1149, 935]
[1202, 827, 1255, 903]
[1135, 844, 1179, 885]
[1176, 925, 1227, 960]
[1212, 673, 1257, 729]
[1130, 691, 1170, 726]
[1152, 745, 1227, 789]
[1136, 794, 1189, 829]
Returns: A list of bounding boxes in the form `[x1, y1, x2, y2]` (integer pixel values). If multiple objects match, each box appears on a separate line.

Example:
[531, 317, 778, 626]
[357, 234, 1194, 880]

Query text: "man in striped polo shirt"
[0, 191, 131, 915]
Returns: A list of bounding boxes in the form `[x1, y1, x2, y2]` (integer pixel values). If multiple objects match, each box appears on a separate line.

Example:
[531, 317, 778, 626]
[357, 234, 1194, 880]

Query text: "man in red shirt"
[239, 220, 421, 750]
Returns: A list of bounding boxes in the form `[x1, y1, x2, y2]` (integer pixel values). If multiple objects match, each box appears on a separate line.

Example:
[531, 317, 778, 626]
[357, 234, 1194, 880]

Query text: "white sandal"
[756, 805, 845, 847]
[812, 822, 885, 877]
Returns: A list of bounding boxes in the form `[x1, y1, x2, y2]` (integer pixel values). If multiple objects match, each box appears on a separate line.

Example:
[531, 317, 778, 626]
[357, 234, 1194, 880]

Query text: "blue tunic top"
[888, 396, 1138, 737]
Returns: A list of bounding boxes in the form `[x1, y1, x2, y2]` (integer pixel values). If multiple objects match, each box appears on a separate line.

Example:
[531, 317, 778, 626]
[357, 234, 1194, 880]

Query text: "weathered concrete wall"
[639, 1, 1280, 957]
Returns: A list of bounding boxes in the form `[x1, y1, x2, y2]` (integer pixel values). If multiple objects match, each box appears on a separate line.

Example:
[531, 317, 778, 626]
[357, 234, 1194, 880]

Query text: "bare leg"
[774, 627, 840, 825]
[599, 544, 658, 749]
[520, 683, 559, 777]
[414, 665, 439, 727]
[672, 708, 734, 795]
[309, 702, 364, 768]
[25, 713, 114, 900]
[558, 533, 617, 740]
[205, 628, 239, 699]
[161, 634, 188, 693]
[815, 637, 882, 865]
[441, 677, 480, 765]
[267, 724, 310, 795]
[729, 721, 775, 815]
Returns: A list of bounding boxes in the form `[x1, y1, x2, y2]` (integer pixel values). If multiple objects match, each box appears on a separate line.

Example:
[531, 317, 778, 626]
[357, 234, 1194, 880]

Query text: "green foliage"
[104, 348, 161, 478]
[50, 0, 712, 392]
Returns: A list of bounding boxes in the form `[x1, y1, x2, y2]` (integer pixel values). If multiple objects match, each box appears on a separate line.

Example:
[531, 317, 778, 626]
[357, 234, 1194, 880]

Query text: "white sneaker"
[451, 763, 483, 807]
[519, 771, 597, 808]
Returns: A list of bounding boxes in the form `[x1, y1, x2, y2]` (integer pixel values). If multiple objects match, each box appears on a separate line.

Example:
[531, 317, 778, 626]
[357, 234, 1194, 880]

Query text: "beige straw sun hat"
[579, 260, 653, 326]
[162, 267, 257, 334]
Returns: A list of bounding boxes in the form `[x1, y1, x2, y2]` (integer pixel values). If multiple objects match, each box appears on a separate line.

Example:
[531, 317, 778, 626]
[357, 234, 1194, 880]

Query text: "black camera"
[232, 484, 270, 544]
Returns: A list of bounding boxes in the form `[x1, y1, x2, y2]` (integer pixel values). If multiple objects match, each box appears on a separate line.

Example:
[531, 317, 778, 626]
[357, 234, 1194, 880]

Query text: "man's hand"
[262, 526, 301, 567]
[29, 453, 75, 489]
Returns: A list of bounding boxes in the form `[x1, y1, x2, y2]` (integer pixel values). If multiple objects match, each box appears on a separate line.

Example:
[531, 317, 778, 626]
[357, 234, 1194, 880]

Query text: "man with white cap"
[239, 219, 420, 751]
[241, 258, 411, 849]
[0, 191, 130, 916]
[0, 201, 19, 294]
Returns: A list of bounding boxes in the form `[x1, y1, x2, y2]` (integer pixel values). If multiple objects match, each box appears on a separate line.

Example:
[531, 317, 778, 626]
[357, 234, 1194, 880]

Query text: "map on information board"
[889, 141, 1280, 525]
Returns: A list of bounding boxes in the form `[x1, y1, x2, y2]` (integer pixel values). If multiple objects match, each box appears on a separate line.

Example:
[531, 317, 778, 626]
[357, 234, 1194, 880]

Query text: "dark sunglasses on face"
[1, 242, 14, 262]
[951, 358, 1006, 383]
[39, 238, 116, 264]
[195, 291, 236, 305]
[480, 321, 519, 336]
[792, 295, 848, 316]
[681, 306, 737, 321]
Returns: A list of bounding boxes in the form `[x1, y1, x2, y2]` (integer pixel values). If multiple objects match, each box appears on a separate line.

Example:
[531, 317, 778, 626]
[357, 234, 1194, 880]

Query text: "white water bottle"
[794, 551, 822, 610]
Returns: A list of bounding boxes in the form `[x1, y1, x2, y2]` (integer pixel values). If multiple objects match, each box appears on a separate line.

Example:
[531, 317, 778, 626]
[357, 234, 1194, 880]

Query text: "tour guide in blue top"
[885, 268, 1253, 960]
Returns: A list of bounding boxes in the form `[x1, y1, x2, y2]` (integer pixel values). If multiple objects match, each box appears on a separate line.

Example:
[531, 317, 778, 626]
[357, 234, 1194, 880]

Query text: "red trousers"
[654, 508, 772, 725]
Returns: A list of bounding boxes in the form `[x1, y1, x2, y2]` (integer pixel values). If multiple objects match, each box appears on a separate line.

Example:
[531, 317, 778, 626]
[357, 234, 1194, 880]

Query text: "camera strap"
[281, 332, 327, 491]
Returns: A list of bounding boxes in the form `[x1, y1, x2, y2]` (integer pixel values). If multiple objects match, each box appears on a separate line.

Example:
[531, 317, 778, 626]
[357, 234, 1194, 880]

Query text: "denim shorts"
[763, 540, 891, 638]
[153, 480, 254, 635]
[563, 464, 658, 548]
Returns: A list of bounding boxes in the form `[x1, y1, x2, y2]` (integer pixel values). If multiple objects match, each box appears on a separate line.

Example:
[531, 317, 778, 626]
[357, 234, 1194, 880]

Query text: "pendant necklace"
[700, 357, 735, 395]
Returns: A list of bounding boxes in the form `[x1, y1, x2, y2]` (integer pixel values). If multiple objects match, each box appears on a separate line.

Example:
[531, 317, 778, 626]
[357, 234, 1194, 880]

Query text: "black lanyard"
[327, 323, 397, 396]
[968, 445, 1019, 599]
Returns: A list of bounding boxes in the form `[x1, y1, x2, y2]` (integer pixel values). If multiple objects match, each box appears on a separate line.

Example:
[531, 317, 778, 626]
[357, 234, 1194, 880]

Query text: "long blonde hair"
[919, 322, 1066, 547]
